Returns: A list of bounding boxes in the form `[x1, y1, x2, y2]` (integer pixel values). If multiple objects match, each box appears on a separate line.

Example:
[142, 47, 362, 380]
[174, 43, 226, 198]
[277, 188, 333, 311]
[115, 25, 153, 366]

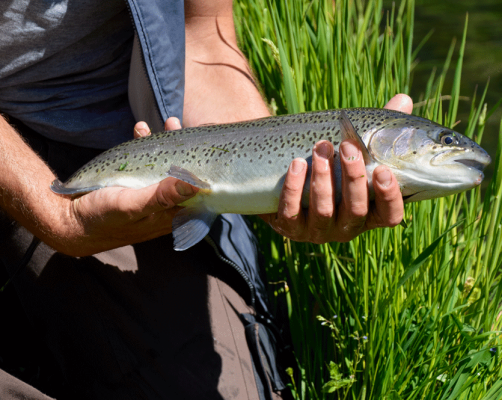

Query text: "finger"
[86, 178, 199, 220]
[306, 141, 336, 242]
[366, 165, 403, 229]
[336, 140, 369, 238]
[141, 178, 199, 216]
[165, 117, 182, 131]
[268, 158, 308, 237]
[134, 121, 151, 138]
[71, 185, 188, 254]
[384, 94, 413, 115]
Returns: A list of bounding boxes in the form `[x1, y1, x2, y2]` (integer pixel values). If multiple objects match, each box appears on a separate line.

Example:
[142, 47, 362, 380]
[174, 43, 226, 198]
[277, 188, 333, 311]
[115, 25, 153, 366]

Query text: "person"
[0, 0, 413, 399]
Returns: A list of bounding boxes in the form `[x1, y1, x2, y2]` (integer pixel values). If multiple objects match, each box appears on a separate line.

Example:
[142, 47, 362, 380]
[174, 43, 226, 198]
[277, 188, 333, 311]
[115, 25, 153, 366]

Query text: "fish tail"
[50, 179, 102, 197]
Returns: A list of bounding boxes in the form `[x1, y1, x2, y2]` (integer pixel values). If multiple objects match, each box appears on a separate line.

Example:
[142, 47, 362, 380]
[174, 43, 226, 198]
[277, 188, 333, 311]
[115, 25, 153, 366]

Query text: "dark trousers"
[0, 121, 282, 399]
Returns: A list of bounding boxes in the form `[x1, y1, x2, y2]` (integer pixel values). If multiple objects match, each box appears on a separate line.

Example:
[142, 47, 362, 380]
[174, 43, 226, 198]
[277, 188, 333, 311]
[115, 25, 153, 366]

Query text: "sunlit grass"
[234, 0, 502, 398]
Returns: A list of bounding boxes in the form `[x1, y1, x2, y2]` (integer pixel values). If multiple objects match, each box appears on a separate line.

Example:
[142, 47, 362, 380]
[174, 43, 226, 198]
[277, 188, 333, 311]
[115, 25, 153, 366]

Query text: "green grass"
[234, 0, 502, 398]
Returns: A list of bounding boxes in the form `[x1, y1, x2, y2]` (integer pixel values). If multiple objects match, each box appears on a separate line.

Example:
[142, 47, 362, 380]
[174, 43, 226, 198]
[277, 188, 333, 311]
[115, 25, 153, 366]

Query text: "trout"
[51, 109, 491, 250]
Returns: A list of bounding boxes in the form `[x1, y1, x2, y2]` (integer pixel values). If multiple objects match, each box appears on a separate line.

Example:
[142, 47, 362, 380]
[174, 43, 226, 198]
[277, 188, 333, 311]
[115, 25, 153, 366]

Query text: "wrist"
[0, 116, 84, 254]
[46, 195, 84, 255]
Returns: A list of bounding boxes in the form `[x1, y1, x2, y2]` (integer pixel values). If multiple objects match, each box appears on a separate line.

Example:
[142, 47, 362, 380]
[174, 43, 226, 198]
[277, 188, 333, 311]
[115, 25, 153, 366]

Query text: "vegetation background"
[411, 0, 502, 182]
[234, 0, 502, 398]
[1, 0, 501, 398]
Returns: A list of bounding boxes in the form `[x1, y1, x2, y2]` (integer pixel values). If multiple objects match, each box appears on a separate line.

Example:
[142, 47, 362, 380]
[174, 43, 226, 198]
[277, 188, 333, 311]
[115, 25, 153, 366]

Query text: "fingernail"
[340, 141, 360, 161]
[135, 127, 150, 137]
[375, 167, 392, 188]
[175, 181, 195, 196]
[291, 159, 305, 175]
[314, 142, 331, 159]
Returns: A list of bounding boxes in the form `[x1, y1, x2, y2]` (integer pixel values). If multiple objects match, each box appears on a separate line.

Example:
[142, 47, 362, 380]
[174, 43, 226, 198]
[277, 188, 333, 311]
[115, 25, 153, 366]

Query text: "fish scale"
[61, 108, 411, 190]
[51, 108, 491, 250]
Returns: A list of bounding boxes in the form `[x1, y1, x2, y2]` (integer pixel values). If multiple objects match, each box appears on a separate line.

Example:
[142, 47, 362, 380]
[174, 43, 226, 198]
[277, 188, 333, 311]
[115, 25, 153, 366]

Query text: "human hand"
[260, 94, 413, 244]
[58, 117, 197, 256]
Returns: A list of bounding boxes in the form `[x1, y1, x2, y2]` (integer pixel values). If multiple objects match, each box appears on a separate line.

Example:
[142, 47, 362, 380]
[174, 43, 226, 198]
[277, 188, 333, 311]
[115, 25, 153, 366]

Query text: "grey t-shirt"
[0, 0, 136, 149]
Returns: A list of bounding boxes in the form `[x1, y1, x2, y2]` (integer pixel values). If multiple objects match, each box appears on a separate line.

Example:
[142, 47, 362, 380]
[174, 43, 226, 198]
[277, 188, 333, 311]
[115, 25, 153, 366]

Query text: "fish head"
[365, 117, 491, 202]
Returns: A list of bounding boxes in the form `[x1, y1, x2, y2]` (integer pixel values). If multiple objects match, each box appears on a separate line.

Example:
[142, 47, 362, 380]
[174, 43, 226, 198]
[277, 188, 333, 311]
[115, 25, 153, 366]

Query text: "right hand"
[58, 118, 197, 257]
[260, 94, 413, 244]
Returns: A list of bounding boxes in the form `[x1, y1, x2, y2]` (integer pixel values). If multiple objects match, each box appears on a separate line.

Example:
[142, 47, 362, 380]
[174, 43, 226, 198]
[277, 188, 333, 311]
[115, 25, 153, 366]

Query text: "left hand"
[133, 118, 181, 138]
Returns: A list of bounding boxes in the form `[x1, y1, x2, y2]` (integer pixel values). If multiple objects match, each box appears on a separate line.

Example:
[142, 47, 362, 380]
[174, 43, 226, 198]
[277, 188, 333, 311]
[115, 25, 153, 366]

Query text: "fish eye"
[440, 131, 456, 146]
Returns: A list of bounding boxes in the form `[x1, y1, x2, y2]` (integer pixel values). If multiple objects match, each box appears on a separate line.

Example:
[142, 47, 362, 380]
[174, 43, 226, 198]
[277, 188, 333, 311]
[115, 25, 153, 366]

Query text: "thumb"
[164, 117, 182, 131]
[384, 94, 413, 115]
[139, 178, 199, 216]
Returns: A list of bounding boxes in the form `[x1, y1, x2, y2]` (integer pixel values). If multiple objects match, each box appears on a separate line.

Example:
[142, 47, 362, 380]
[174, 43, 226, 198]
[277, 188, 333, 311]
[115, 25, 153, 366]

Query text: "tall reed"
[234, 0, 502, 398]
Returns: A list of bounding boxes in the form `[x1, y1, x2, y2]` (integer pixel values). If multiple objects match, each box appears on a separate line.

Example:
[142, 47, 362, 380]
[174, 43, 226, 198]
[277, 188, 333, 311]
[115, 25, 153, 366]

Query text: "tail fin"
[50, 179, 102, 197]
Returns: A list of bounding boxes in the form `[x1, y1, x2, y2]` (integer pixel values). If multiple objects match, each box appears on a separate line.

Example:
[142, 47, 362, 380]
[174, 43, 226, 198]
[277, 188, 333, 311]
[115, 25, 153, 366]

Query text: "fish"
[51, 108, 491, 250]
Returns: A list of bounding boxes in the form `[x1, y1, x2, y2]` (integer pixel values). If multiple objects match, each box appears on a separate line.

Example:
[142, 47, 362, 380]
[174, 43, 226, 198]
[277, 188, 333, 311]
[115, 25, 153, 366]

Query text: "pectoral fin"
[339, 111, 373, 166]
[168, 165, 211, 189]
[172, 206, 218, 251]
[168, 166, 216, 250]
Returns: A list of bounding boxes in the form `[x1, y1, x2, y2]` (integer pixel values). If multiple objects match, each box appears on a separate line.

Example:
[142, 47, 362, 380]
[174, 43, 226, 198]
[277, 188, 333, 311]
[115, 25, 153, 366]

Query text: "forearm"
[183, 0, 270, 126]
[0, 116, 74, 250]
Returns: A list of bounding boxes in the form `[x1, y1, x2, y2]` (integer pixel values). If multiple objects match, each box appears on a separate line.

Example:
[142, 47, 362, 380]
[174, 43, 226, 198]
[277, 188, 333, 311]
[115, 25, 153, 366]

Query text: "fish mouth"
[454, 159, 488, 172]
[431, 149, 491, 171]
